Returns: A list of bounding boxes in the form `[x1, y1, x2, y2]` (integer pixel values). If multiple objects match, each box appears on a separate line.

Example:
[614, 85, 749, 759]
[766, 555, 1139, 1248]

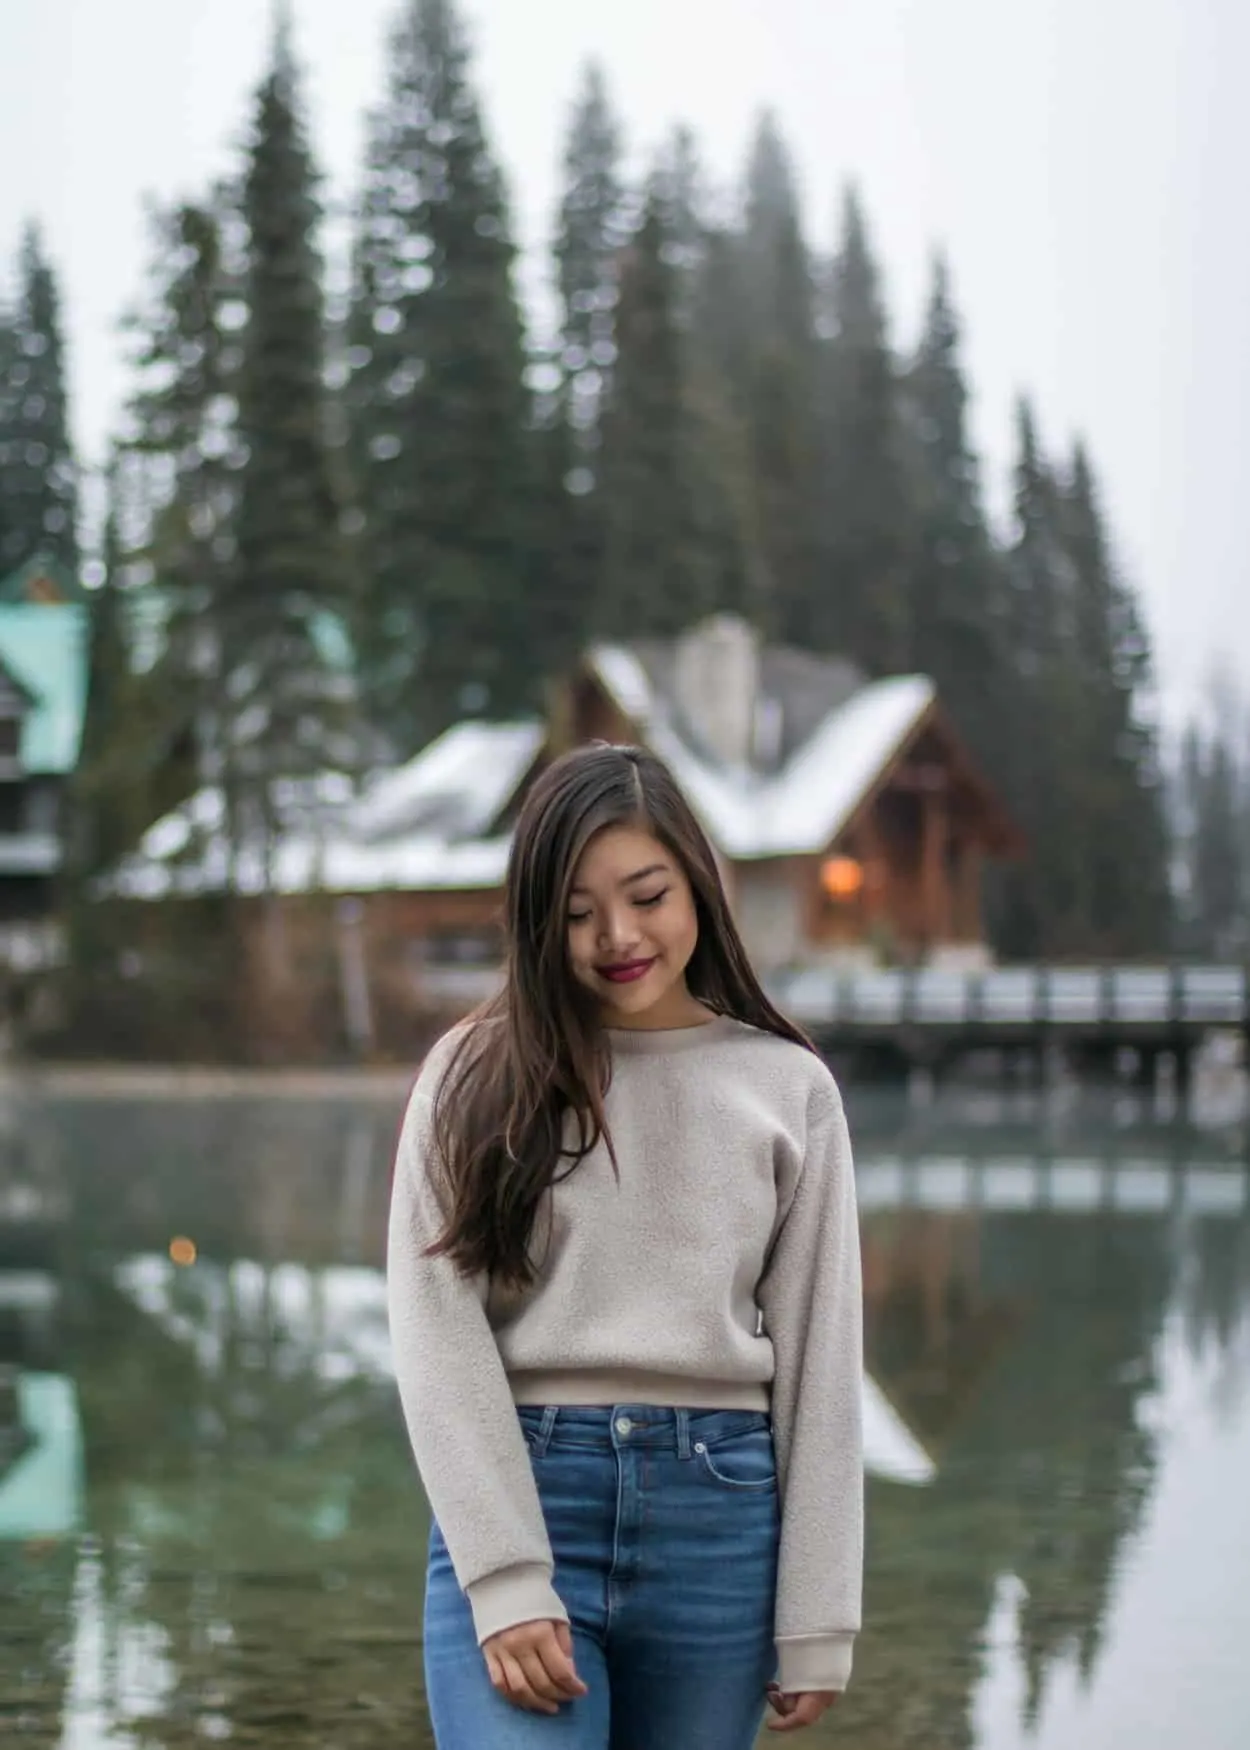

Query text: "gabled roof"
[115, 819, 512, 899]
[0, 604, 88, 774]
[112, 722, 540, 898]
[587, 642, 939, 859]
[349, 720, 543, 843]
[624, 637, 865, 769]
[114, 623, 1013, 898]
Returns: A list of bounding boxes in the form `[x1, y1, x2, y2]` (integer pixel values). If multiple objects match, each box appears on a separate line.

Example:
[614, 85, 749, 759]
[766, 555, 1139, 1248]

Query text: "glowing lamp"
[820, 856, 864, 901]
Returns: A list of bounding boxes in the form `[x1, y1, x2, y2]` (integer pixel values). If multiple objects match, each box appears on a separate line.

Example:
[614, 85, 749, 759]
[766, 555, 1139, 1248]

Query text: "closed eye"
[567, 888, 669, 925]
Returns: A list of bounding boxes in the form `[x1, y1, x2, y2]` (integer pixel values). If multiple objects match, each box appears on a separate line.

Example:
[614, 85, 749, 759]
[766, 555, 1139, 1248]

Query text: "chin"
[602, 981, 656, 1013]
[602, 972, 682, 1022]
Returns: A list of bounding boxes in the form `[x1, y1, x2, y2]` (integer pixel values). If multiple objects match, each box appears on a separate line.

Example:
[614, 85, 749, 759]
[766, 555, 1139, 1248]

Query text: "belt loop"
[534, 1406, 558, 1457]
[676, 1408, 691, 1461]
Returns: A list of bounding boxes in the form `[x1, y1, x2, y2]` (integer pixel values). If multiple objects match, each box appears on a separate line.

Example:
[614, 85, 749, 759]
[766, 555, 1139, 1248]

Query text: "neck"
[603, 989, 714, 1033]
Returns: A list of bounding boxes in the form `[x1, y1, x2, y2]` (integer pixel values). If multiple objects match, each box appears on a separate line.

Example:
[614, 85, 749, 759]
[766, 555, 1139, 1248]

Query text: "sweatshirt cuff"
[776, 1632, 855, 1695]
[465, 1563, 570, 1647]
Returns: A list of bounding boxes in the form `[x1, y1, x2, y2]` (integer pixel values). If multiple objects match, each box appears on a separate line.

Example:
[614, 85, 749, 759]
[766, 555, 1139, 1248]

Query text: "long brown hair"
[426, 742, 814, 1285]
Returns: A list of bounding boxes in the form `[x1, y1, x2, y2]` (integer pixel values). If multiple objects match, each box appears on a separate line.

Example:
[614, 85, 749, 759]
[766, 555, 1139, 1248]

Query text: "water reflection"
[0, 1090, 1247, 1748]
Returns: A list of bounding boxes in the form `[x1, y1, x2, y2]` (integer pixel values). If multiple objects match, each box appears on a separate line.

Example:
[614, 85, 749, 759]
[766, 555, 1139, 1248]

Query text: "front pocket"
[693, 1428, 778, 1492]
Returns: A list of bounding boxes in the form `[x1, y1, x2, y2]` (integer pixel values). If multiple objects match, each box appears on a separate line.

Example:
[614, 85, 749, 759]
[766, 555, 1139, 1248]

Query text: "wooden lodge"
[116, 616, 1023, 1057]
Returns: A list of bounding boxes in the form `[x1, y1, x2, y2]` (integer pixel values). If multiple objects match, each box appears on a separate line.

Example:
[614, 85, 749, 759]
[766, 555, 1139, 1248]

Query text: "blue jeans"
[423, 1405, 781, 1749]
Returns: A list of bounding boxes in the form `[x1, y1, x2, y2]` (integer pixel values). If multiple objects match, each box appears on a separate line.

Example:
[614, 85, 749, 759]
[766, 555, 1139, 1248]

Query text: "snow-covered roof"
[112, 721, 540, 898]
[754, 674, 937, 856]
[113, 818, 511, 900]
[588, 644, 936, 859]
[350, 720, 542, 842]
[114, 634, 943, 898]
[590, 643, 654, 724]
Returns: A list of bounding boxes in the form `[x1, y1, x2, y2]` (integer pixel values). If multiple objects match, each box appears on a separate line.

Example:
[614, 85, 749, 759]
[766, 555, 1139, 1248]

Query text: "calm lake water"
[1, 1082, 1248, 1749]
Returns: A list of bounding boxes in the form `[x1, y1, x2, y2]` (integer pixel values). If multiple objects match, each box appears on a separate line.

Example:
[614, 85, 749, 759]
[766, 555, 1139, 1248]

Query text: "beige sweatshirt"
[386, 1014, 864, 1696]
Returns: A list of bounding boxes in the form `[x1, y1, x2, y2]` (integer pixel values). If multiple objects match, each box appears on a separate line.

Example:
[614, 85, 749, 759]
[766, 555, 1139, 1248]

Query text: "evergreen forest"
[1, 0, 1245, 961]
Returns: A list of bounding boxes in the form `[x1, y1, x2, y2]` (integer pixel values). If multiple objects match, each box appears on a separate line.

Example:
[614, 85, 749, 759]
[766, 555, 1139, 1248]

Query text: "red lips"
[597, 958, 656, 984]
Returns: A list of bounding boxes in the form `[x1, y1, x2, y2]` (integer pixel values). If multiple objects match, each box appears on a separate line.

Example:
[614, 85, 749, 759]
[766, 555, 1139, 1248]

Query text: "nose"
[598, 906, 642, 957]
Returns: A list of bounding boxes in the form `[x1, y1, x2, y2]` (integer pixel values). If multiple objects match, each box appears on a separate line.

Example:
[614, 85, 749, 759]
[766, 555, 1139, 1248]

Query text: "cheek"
[567, 926, 595, 970]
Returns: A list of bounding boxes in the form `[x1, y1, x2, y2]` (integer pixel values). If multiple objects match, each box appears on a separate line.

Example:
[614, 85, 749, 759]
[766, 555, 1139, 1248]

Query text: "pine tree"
[346, 0, 535, 751]
[902, 254, 1003, 766]
[734, 115, 820, 643]
[554, 62, 626, 495]
[651, 132, 759, 626]
[123, 193, 240, 776]
[650, 125, 706, 324]
[71, 463, 141, 878]
[596, 192, 718, 637]
[990, 421, 1174, 958]
[1178, 688, 1247, 957]
[1194, 732, 1244, 956]
[815, 185, 909, 672]
[990, 400, 1075, 957]
[528, 61, 629, 655]
[0, 309, 16, 574]
[229, 16, 355, 869]
[1059, 442, 1171, 952]
[0, 224, 78, 577]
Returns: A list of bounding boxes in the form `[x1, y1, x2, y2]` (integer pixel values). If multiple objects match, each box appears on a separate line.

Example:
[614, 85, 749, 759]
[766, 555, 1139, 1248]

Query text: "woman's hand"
[765, 1685, 842, 1732]
[482, 1619, 589, 1714]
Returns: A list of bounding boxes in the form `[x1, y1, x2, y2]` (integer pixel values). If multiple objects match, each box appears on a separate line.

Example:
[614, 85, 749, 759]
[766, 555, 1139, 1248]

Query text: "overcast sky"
[2, 0, 1246, 727]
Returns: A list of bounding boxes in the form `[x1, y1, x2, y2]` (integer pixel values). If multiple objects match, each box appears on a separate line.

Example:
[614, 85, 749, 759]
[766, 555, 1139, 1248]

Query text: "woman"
[387, 743, 863, 1748]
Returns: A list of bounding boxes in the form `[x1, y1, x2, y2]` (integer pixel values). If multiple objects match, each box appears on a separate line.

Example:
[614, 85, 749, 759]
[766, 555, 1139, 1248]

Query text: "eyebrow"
[570, 862, 670, 896]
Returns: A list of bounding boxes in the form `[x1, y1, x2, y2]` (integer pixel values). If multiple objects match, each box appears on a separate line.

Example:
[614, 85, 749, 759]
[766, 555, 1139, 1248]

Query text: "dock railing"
[769, 963, 1249, 1042]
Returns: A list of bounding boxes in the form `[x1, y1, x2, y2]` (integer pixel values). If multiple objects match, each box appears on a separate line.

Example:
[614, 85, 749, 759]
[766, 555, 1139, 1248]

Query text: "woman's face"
[565, 824, 701, 1028]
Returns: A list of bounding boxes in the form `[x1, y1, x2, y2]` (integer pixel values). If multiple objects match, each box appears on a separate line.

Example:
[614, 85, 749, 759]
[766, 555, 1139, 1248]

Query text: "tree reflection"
[828, 1173, 1245, 1750]
[0, 1093, 1247, 1748]
[1, 1097, 431, 1747]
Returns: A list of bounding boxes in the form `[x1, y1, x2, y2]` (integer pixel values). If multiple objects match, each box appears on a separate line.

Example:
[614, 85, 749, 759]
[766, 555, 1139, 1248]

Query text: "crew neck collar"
[605, 1014, 742, 1054]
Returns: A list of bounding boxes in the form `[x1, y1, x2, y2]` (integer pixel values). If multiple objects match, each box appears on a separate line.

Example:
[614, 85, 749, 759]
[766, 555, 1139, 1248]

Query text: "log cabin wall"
[801, 730, 996, 963]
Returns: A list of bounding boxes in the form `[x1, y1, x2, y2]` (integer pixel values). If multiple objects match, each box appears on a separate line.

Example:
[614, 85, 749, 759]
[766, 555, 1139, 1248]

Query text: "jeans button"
[615, 1416, 632, 1436]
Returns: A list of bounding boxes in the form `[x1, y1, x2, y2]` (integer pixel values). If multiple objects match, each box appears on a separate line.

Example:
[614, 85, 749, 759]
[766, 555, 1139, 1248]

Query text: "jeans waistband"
[516, 1404, 770, 1459]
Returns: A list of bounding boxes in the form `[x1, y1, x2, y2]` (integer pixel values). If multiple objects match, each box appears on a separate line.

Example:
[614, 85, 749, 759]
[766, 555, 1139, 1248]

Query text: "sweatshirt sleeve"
[757, 1077, 864, 1696]
[386, 1073, 569, 1646]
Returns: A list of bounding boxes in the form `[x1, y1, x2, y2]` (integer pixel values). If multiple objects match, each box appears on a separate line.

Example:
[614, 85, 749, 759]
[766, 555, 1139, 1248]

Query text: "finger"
[497, 1649, 557, 1714]
[517, 1646, 565, 1706]
[553, 1620, 588, 1688]
[765, 1692, 836, 1731]
[539, 1625, 589, 1696]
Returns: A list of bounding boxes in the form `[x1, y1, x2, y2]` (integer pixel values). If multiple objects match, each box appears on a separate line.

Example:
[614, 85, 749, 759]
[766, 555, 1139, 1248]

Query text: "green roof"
[0, 1372, 85, 1542]
[0, 604, 88, 774]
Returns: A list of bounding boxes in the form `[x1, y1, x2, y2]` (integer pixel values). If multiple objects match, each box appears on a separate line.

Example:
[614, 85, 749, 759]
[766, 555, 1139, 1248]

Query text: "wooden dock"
[768, 962, 1249, 1082]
